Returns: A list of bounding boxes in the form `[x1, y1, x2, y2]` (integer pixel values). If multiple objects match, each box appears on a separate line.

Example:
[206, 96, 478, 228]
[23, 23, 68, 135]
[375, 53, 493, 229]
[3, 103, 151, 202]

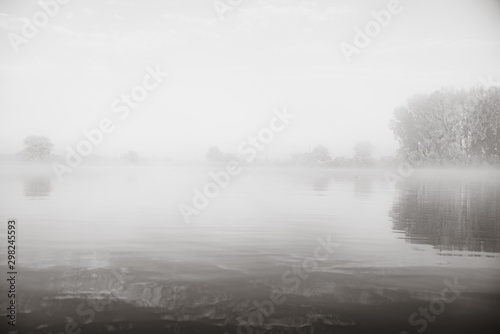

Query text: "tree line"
[206, 141, 379, 167]
[11, 85, 499, 167]
[390, 86, 500, 165]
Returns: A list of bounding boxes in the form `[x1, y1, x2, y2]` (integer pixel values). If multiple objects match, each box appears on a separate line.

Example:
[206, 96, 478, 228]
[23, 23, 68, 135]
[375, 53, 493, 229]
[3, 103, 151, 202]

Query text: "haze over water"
[1, 165, 499, 333]
[1, 1, 500, 332]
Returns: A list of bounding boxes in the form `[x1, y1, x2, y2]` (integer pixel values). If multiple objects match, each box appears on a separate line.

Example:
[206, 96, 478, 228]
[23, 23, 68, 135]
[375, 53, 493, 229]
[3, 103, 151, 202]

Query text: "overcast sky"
[1, 0, 499, 160]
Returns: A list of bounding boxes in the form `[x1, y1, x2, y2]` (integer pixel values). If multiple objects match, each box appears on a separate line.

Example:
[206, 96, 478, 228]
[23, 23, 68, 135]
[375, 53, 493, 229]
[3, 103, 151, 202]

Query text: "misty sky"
[1, 0, 500, 160]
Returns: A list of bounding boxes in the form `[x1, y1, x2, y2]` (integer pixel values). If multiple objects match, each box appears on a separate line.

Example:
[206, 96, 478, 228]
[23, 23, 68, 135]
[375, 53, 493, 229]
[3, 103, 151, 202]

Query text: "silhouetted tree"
[19, 136, 53, 161]
[124, 150, 139, 163]
[354, 141, 374, 166]
[290, 145, 332, 165]
[331, 156, 353, 167]
[312, 145, 331, 164]
[206, 146, 225, 163]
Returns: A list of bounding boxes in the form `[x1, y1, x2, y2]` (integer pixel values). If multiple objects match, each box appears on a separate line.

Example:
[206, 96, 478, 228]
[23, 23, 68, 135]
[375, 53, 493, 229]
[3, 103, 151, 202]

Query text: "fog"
[1, 1, 500, 334]
[1, 0, 500, 161]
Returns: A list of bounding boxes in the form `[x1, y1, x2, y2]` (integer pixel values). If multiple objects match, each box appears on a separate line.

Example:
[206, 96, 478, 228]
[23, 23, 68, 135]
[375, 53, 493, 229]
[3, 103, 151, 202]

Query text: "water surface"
[1, 165, 499, 333]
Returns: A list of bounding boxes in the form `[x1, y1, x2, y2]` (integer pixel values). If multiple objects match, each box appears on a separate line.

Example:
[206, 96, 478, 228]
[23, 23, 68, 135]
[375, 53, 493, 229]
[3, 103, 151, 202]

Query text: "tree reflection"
[312, 175, 329, 192]
[390, 178, 500, 253]
[354, 175, 373, 197]
[23, 173, 52, 197]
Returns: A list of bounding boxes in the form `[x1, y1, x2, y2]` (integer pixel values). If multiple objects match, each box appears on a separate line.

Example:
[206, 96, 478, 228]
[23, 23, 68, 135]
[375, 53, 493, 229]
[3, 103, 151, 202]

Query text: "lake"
[1, 164, 499, 334]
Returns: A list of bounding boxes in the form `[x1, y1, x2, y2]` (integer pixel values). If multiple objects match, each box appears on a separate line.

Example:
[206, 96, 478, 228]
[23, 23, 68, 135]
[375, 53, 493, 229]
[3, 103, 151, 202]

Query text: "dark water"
[1, 165, 499, 334]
